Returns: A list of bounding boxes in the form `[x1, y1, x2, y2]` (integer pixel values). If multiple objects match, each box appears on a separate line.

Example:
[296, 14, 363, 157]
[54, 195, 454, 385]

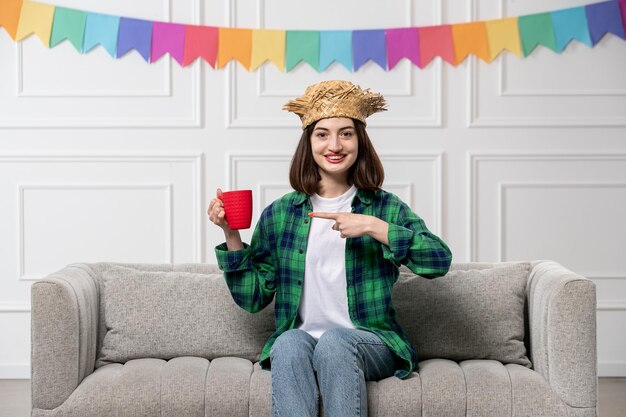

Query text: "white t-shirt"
[297, 185, 358, 339]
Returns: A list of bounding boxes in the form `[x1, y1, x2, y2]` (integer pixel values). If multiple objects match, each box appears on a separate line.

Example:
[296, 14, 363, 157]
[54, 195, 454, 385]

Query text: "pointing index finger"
[308, 212, 340, 219]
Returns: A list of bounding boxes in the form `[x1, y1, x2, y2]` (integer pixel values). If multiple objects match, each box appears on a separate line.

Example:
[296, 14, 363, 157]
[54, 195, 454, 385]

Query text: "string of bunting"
[1, 0, 625, 71]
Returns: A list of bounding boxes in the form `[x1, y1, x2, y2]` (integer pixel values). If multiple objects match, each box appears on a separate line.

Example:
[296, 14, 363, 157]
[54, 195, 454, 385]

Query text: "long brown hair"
[289, 119, 384, 195]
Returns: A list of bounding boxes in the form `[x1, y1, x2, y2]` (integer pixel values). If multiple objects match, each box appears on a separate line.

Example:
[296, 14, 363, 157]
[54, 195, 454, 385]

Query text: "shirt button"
[304, 219, 309, 224]
[298, 249, 304, 254]
[297, 280, 302, 286]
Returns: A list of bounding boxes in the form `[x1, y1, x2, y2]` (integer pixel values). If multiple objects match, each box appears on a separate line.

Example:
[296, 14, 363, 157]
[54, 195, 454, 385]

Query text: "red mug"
[218, 190, 253, 230]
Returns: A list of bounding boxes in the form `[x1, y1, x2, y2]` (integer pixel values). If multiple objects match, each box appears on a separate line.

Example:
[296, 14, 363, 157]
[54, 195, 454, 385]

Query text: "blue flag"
[117, 17, 152, 62]
[551, 7, 592, 52]
[585, 0, 626, 45]
[84, 13, 120, 57]
[353, 30, 387, 71]
[319, 31, 352, 71]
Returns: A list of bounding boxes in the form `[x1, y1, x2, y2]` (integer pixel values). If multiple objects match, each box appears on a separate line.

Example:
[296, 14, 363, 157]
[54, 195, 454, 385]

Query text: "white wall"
[1, 0, 625, 378]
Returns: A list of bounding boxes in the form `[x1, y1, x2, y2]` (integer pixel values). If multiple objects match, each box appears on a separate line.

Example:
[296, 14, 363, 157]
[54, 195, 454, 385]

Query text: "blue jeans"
[270, 328, 398, 417]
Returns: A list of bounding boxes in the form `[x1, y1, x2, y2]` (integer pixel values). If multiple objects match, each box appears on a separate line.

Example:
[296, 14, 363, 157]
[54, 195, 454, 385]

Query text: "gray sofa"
[31, 260, 597, 417]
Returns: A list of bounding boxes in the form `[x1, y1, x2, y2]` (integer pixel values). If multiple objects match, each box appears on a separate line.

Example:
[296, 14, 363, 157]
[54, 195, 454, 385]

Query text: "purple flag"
[386, 28, 420, 69]
[585, 1, 625, 45]
[353, 30, 387, 71]
[117, 17, 153, 62]
[152, 22, 185, 65]
[619, 0, 626, 32]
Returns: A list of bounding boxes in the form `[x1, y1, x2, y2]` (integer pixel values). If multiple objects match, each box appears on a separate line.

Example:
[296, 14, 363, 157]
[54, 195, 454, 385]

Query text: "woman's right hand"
[208, 188, 231, 231]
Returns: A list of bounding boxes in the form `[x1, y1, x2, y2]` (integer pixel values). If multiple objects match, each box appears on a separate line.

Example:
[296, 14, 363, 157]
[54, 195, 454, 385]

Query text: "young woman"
[208, 80, 452, 417]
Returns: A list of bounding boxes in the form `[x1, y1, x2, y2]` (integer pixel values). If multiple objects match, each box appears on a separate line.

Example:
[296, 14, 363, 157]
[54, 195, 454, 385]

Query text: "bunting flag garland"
[14, 1, 54, 45]
[50, 7, 86, 52]
[286, 31, 319, 71]
[319, 30, 352, 71]
[183, 25, 218, 67]
[152, 22, 185, 65]
[386, 28, 420, 69]
[0, 0, 22, 40]
[621, 0, 626, 34]
[484, 18, 522, 60]
[586, 0, 626, 44]
[552, 7, 593, 52]
[117, 18, 152, 62]
[83, 13, 120, 57]
[1, 0, 624, 71]
[251, 29, 285, 71]
[452, 22, 490, 63]
[353, 30, 387, 71]
[218, 28, 252, 69]
[419, 25, 455, 67]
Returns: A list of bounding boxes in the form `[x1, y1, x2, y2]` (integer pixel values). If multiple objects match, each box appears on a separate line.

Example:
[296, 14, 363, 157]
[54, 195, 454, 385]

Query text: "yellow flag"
[217, 28, 252, 69]
[15, 1, 55, 46]
[485, 18, 522, 61]
[251, 29, 286, 71]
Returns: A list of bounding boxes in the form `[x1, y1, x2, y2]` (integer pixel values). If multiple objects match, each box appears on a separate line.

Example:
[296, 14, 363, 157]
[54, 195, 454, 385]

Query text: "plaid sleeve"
[382, 197, 452, 278]
[214, 208, 277, 313]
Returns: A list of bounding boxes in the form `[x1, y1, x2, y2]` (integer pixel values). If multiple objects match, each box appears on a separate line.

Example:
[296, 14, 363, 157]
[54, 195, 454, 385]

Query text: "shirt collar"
[293, 188, 374, 206]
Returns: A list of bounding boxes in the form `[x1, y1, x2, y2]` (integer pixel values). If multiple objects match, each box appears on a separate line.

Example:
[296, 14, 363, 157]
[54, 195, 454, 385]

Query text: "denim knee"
[313, 328, 353, 368]
[271, 329, 315, 363]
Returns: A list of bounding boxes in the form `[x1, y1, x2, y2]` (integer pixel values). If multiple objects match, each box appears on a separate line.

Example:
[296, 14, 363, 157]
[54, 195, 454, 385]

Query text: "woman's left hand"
[308, 212, 388, 244]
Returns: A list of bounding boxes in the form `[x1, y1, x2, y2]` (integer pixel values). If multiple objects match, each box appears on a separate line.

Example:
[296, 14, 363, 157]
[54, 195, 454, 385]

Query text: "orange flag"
[217, 28, 252, 69]
[451, 22, 490, 64]
[0, 0, 23, 40]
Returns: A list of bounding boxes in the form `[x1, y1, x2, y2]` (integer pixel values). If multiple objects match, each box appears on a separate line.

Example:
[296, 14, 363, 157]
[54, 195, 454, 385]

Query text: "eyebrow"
[313, 126, 355, 131]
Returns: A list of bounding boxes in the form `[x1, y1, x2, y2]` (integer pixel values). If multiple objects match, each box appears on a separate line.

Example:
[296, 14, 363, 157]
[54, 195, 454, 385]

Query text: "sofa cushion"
[35, 357, 568, 417]
[96, 266, 275, 367]
[392, 262, 532, 367]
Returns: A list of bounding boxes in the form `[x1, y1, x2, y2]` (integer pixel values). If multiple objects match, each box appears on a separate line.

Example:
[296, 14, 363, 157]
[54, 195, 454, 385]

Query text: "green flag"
[286, 31, 320, 71]
[50, 7, 87, 52]
[518, 13, 557, 57]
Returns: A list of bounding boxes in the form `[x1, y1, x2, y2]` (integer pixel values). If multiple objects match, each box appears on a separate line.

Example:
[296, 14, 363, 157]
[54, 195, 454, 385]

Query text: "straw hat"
[283, 80, 387, 129]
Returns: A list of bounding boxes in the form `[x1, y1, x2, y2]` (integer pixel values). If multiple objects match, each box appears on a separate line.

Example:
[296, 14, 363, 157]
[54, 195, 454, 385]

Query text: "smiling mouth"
[324, 154, 347, 163]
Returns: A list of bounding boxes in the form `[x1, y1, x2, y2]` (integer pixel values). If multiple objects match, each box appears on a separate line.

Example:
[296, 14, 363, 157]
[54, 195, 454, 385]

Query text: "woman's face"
[310, 117, 358, 183]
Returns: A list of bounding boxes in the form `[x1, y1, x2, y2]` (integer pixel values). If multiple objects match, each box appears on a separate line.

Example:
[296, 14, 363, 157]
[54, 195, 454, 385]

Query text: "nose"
[328, 135, 342, 152]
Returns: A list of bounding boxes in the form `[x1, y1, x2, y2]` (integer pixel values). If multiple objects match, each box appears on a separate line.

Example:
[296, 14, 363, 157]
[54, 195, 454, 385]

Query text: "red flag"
[183, 25, 218, 67]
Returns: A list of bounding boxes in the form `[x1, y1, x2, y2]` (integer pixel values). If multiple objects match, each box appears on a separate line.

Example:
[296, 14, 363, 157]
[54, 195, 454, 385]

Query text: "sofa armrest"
[527, 260, 597, 409]
[31, 264, 99, 410]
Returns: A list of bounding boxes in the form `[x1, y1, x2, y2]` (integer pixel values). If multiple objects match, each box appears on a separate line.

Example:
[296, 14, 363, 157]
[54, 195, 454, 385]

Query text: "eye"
[341, 131, 354, 137]
[316, 132, 327, 138]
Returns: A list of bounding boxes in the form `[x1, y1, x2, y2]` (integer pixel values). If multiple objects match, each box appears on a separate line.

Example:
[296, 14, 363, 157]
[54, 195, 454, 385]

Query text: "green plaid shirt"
[215, 188, 452, 378]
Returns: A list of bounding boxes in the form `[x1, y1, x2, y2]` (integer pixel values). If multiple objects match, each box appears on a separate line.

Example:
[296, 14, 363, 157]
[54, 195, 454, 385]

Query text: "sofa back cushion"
[392, 262, 532, 367]
[95, 262, 531, 368]
[95, 266, 275, 368]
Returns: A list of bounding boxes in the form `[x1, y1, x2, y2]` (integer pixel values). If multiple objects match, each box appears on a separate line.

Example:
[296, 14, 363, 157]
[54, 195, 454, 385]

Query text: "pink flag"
[419, 25, 455, 67]
[152, 22, 185, 65]
[386, 28, 420, 69]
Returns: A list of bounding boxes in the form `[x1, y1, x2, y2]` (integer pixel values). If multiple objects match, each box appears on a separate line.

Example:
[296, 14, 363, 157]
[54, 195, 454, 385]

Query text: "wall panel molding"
[468, 153, 626, 262]
[0, 152, 205, 266]
[0, 364, 30, 379]
[0, 304, 30, 313]
[17, 183, 174, 281]
[496, 181, 626, 268]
